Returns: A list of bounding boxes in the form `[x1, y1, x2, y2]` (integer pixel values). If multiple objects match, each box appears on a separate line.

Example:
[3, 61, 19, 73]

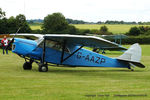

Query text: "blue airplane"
[7, 34, 145, 72]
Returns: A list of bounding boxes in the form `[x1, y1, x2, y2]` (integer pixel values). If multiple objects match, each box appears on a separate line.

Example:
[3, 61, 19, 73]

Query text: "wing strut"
[42, 36, 46, 64]
[61, 43, 84, 64]
[61, 40, 66, 64]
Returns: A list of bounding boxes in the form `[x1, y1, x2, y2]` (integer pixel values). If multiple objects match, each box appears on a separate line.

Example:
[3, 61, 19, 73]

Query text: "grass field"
[30, 24, 150, 34]
[0, 45, 150, 100]
[74, 24, 150, 34]
[30, 24, 42, 30]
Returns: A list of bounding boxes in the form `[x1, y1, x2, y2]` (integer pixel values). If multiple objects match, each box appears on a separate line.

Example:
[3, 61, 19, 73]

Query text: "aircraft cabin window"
[39, 40, 70, 53]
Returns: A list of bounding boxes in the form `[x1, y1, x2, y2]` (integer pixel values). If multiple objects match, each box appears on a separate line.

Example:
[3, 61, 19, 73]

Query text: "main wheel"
[102, 51, 106, 54]
[128, 66, 134, 71]
[131, 69, 134, 71]
[23, 62, 32, 70]
[38, 64, 48, 72]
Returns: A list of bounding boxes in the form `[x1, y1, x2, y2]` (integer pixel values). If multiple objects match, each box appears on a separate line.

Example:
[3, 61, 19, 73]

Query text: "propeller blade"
[5, 28, 20, 50]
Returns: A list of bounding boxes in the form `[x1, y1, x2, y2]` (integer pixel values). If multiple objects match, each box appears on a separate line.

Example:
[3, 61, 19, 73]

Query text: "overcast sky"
[1, 0, 150, 22]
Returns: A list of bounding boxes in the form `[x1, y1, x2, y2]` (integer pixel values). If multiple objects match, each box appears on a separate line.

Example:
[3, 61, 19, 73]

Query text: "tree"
[7, 16, 17, 33]
[127, 27, 141, 36]
[16, 14, 26, 27]
[42, 12, 69, 33]
[100, 25, 108, 33]
[0, 8, 31, 34]
[0, 8, 7, 34]
[16, 14, 31, 33]
[0, 18, 8, 34]
[62, 25, 77, 34]
[0, 8, 5, 19]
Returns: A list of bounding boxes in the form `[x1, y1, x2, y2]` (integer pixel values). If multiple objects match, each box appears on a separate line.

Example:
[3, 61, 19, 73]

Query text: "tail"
[117, 43, 145, 68]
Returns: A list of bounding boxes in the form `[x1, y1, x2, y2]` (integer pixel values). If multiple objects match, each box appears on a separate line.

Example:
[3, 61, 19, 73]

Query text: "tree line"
[0, 8, 112, 35]
[41, 13, 112, 35]
[28, 18, 150, 25]
[126, 26, 150, 36]
[0, 8, 31, 34]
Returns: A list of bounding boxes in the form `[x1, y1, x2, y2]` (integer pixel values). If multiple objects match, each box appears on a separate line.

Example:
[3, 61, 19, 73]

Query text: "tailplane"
[117, 43, 145, 68]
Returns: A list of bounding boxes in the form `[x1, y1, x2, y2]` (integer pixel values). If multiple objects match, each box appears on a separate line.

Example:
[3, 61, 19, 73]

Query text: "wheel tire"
[131, 69, 134, 71]
[38, 64, 48, 72]
[102, 51, 105, 54]
[23, 62, 32, 70]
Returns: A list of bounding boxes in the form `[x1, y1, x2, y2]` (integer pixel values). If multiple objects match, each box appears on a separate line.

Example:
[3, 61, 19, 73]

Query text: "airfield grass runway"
[0, 45, 150, 100]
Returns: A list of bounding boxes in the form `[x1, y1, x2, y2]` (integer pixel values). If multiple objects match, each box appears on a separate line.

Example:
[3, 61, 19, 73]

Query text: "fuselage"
[12, 38, 130, 68]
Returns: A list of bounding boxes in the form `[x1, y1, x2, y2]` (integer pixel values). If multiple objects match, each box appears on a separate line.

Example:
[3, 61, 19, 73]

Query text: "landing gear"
[23, 62, 32, 70]
[102, 50, 106, 54]
[23, 59, 33, 70]
[38, 64, 48, 72]
[22, 58, 48, 72]
[38, 36, 48, 72]
[128, 66, 134, 71]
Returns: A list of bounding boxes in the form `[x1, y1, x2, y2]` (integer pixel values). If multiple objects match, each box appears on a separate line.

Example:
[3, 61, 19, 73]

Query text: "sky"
[0, 0, 150, 22]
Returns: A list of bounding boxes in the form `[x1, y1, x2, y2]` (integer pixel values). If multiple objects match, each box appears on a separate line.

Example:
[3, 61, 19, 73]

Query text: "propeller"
[6, 28, 20, 50]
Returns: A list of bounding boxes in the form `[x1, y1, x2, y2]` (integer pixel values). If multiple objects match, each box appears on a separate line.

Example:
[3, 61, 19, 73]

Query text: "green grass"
[30, 24, 42, 30]
[29, 24, 150, 34]
[0, 45, 150, 100]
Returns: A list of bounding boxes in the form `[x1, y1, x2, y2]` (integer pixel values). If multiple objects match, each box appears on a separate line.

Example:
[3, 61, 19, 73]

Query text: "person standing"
[1, 36, 8, 54]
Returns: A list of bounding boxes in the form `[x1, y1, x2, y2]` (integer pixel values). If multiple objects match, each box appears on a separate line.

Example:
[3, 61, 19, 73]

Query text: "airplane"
[6, 33, 145, 72]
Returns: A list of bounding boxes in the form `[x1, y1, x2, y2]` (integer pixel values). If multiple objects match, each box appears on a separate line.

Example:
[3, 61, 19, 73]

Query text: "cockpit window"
[39, 39, 70, 53]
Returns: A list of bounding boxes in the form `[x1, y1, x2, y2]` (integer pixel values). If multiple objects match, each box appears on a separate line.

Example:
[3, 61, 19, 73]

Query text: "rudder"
[117, 43, 145, 68]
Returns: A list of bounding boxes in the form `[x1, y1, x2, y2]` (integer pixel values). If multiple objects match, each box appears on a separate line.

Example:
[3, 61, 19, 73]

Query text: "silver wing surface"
[44, 34, 127, 50]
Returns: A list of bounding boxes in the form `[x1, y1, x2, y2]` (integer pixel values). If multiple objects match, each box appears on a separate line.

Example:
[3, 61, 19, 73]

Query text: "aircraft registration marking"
[76, 52, 105, 64]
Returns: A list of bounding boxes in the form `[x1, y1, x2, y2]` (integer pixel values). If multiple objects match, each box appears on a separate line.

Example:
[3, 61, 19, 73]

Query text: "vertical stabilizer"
[117, 43, 145, 68]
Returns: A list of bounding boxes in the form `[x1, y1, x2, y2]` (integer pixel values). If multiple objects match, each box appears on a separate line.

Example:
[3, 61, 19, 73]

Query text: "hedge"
[106, 36, 150, 44]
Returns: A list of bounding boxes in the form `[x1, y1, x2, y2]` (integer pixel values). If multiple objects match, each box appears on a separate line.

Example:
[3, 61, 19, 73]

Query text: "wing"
[10, 33, 126, 50]
[44, 34, 126, 50]
[10, 33, 43, 40]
